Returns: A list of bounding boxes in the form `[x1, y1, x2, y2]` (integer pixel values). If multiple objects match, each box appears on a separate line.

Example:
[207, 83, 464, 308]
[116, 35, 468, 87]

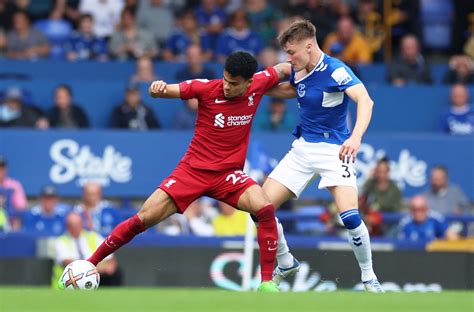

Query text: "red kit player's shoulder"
[248, 66, 279, 93]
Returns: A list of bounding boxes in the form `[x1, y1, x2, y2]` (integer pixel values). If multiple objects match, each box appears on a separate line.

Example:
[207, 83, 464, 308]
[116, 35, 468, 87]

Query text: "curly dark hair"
[224, 52, 258, 80]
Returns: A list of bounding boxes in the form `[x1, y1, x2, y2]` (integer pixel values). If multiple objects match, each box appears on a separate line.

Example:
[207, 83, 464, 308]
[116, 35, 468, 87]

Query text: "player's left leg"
[262, 178, 300, 284]
[328, 185, 384, 293]
[88, 188, 178, 266]
[237, 185, 279, 292]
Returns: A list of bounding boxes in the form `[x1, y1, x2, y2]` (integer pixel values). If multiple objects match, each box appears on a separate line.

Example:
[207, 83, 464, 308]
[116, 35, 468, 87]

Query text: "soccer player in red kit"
[85, 52, 290, 292]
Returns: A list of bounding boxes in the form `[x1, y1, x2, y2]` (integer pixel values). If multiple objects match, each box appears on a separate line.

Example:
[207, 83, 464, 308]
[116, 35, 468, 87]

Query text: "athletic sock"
[275, 217, 294, 269]
[87, 214, 146, 266]
[340, 209, 376, 282]
[256, 204, 278, 282]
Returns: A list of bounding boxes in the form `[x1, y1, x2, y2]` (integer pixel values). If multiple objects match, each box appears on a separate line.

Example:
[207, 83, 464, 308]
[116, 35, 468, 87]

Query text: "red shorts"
[158, 162, 257, 213]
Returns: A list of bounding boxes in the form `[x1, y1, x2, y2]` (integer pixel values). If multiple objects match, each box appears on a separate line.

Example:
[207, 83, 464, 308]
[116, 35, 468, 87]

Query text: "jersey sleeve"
[328, 63, 362, 92]
[289, 68, 296, 87]
[178, 79, 211, 100]
[254, 66, 280, 91]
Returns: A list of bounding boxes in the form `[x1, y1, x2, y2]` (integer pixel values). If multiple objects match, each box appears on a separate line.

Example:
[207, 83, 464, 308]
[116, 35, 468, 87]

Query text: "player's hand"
[339, 135, 361, 163]
[149, 80, 168, 98]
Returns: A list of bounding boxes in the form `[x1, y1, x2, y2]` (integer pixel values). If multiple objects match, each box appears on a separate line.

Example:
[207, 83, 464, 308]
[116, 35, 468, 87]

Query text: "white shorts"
[268, 137, 357, 198]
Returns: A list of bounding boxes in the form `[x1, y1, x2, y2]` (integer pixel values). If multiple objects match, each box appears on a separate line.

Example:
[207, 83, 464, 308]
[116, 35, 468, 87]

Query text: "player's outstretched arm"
[339, 83, 374, 163]
[266, 81, 296, 99]
[273, 62, 292, 80]
[149, 80, 181, 99]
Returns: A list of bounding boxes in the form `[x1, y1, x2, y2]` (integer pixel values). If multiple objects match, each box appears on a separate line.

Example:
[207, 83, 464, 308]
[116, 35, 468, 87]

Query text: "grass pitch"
[1, 288, 472, 312]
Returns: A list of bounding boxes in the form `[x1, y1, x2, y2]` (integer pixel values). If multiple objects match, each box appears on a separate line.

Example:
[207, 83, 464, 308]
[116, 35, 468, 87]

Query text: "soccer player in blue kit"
[264, 20, 384, 292]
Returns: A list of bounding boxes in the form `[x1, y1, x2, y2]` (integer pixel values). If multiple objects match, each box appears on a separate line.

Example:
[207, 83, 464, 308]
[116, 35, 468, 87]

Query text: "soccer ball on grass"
[58, 260, 100, 290]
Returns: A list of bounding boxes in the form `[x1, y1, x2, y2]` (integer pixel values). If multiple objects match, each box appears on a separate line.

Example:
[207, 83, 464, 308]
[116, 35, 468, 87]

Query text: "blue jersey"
[290, 53, 361, 144]
[22, 204, 71, 236]
[398, 212, 448, 242]
[440, 107, 474, 135]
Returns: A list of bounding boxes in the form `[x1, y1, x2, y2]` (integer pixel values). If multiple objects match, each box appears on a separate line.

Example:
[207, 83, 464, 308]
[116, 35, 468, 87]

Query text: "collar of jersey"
[294, 52, 325, 84]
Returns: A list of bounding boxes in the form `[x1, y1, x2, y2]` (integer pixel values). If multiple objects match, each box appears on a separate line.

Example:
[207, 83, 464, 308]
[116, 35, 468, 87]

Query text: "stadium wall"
[1, 248, 472, 291]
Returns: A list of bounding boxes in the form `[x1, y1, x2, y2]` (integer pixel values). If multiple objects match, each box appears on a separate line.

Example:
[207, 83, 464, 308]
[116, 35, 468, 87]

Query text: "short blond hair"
[277, 20, 316, 47]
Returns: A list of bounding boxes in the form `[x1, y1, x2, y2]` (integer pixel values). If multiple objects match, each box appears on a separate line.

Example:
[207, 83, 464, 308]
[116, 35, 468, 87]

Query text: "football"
[58, 260, 100, 290]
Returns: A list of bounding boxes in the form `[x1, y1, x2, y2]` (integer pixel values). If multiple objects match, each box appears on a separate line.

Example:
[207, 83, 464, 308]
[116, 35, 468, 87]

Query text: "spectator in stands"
[129, 56, 158, 84]
[353, 0, 384, 61]
[45, 84, 90, 129]
[195, 0, 227, 50]
[322, 16, 372, 66]
[155, 213, 188, 235]
[0, 155, 27, 231]
[109, 85, 160, 130]
[22, 185, 70, 236]
[173, 98, 198, 130]
[359, 157, 402, 236]
[109, 7, 158, 60]
[52, 212, 122, 288]
[244, 0, 280, 46]
[397, 195, 459, 242]
[258, 46, 280, 70]
[74, 182, 121, 236]
[253, 98, 296, 131]
[387, 34, 433, 86]
[212, 201, 248, 236]
[0, 0, 15, 32]
[440, 84, 474, 135]
[163, 10, 212, 62]
[0, 27, 6, 57]
[175, 44, 216, 81]
[136, 0, 174, 47]
[78, 0, 124, 39]
[184, 199, 215, 236]
[64, 13, 108, 62]
[0, 155, 27, 211]
[0, 86, 42, 128]
[360, 157, 403, 213]
[0, 203, 8, 232]
[443, 55, 474, 85]
[215, 9, 263, 63]
[424, 165, 470, 216]
[13, 0, 55, 22]
[286, 0, 338, 45]
[6, 10, 50, 60]
[34, 2, 73, 59]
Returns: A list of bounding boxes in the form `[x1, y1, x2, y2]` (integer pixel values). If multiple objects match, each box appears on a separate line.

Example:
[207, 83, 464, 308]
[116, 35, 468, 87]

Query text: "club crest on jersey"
[247, 93, 255, 106]
[297, 84, 306, 97]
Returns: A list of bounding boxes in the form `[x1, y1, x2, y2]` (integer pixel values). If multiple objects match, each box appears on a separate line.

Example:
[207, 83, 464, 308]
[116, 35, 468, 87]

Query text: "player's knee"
[255, 203, 275, 221]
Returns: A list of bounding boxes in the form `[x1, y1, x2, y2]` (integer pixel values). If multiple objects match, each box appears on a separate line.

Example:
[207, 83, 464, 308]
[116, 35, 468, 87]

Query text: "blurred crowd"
[0, 0, 473, 133]
[0, 0, 472, 63]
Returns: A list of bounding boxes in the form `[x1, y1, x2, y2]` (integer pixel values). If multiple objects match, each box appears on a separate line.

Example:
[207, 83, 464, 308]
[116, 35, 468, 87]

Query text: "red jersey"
[178, 66, 280, 171]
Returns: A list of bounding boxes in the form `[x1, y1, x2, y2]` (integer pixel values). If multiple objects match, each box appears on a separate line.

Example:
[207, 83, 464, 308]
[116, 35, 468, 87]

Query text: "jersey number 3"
[226, 171, 250, 185]
[341, 165, 351, 178]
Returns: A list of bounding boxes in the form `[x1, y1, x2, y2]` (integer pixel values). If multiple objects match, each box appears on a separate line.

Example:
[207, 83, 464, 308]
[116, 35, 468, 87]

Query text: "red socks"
[256, 204, 278, 282]
[88, 214, 145, 266]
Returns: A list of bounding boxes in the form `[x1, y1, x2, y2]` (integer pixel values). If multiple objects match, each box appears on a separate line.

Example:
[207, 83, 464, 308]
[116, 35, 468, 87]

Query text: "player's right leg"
[87, 189, 178, 266]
